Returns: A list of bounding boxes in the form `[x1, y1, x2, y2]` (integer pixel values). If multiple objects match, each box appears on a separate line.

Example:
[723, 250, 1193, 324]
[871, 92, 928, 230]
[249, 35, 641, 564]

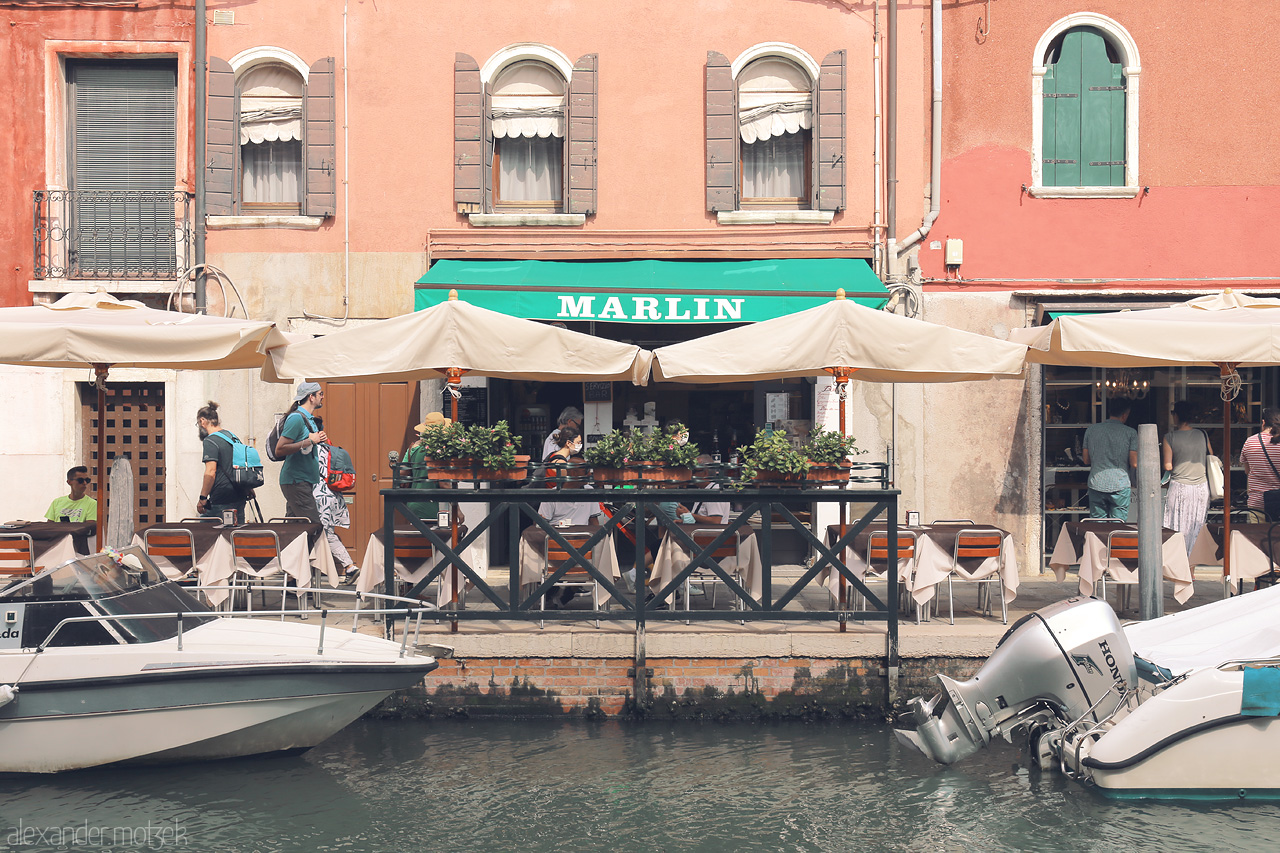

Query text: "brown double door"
[318, 381, 420, 563]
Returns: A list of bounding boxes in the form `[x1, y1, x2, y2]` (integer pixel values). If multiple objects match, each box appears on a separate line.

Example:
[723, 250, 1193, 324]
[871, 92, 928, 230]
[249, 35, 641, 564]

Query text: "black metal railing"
[380, 484, 900, 659]
[33, 189, 194, 280]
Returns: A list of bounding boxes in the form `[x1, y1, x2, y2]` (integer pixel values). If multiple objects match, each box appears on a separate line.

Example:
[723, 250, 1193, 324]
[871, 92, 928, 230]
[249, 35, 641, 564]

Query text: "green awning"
[415, 258, 887, 323]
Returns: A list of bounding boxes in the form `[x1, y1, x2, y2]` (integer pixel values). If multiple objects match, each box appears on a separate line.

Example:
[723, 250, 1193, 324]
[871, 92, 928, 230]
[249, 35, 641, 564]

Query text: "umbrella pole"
[94, 364, 108, 552]
[446, 367, 466, 633]
[1221, 363, 1238, 591]
[829, 368, 854, 633]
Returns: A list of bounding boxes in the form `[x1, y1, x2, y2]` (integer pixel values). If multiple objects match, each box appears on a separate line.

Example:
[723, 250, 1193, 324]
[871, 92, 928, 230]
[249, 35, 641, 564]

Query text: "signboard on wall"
[443, 387, 488, 426]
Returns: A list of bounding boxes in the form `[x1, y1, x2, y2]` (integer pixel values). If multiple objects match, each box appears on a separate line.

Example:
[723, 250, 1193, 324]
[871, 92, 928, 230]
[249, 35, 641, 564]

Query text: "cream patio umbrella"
[651, 290, 1028, 628]
[1010, 289, 1280, 582]
[0, 291, 290, 548]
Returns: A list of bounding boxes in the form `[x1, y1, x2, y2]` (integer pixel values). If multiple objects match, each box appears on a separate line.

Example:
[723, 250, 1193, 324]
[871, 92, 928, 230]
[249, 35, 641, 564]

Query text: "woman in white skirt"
[1162, 400, 1210, 555]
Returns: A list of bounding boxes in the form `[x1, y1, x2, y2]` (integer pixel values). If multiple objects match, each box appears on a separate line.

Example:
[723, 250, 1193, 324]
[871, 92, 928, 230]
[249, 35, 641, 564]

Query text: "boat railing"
[33, 593, 438, 659]
[1215, 658, 1280, 672]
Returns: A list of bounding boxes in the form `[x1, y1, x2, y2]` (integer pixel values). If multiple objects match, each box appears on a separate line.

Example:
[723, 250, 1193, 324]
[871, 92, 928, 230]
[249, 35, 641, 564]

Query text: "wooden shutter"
[705, 51, 736, 212]
[206, 56, 235, 215]
[567, 53, 598, 215]
[1079, 29, 1125, 187]
[815, 50, 846, 211]
[454, 53, 484, 214]
[305, 56, 337, 217]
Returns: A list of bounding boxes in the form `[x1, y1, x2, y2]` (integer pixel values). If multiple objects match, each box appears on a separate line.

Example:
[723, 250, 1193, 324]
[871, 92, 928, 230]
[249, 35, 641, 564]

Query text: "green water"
[1, 719, 1276, 852]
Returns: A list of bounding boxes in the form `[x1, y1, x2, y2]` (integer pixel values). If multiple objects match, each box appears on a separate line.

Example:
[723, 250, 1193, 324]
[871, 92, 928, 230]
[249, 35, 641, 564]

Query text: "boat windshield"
[0, 545, 216, 644]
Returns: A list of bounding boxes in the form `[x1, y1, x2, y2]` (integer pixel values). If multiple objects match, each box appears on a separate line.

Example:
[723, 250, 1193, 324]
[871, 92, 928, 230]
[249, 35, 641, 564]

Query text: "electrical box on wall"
[944, 238, 964, 265]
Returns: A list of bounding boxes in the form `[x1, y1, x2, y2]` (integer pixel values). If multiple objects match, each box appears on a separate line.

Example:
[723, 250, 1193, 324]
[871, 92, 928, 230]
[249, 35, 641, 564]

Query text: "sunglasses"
[73, 477, 91, 484]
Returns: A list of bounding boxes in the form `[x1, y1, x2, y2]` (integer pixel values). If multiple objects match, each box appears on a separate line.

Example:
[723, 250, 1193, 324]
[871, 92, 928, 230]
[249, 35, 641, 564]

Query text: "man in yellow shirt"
[44, 466, 98, 522]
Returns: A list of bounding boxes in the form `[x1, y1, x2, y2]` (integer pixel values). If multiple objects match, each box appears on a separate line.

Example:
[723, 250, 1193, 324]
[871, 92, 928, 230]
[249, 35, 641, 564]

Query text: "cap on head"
[294, 381, 322, 403]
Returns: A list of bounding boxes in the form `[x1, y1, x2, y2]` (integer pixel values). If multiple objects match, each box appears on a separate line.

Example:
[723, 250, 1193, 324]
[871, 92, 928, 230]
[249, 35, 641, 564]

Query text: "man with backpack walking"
[275, 381, 328, 524]
[196, 401, 252, 524]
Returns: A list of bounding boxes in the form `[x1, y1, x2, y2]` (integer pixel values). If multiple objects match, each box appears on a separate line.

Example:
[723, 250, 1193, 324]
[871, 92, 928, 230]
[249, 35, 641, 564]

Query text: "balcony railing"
[33, 189, 194, 281]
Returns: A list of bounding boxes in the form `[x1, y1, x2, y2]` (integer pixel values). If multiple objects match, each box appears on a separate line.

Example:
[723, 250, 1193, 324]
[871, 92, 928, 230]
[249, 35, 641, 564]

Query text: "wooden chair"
[943, 529, 1008, 625]
[268, 517, 313, 524]
[390, 529, 459, 607]
[1099, 530, 1140, 612]
[179, 517, 219, 523]
[866, 530, 919, 621]
[141, 528, 199, 590]
[684, 528, 742, 621]
[541, 532, 599, 627]
[230, 529, 292, 617]
[0, 533, 38, 579]
[931, 519, 974, 525]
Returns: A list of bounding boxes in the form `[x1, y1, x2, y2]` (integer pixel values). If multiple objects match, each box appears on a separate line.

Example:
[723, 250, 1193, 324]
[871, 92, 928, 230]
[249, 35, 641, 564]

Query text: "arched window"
[738, 58, 811, 206]
[1031, 14, 1140, 196]
[491, 61, 565, 209]
[237, 63, 304, 211]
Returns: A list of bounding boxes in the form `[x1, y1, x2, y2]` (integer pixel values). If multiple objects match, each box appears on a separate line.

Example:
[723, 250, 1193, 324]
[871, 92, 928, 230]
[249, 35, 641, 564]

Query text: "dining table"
[1187, 522, 1280, 589]
[649, 521, 762, 601]
[518, 523, 622, 605]
[355, 525, 473, 601]
[1048, 520, 1193, 603]
[132, 520, 336, 607]
[823, 522, 1020, 608]
[1, 520, 94, 569]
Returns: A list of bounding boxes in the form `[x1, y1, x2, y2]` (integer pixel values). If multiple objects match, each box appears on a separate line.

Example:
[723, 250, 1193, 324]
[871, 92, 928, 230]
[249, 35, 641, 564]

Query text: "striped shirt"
[1240, 432, 1280, 509]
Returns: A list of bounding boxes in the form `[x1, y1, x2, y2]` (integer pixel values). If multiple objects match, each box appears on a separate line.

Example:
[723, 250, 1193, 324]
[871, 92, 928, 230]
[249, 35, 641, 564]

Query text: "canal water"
[1, 719, 1276, 852]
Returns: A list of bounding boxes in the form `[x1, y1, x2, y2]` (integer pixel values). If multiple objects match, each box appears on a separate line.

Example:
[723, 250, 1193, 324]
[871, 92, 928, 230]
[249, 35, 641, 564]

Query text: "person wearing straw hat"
[399, 412, 448, 522]
[275, 381, 328, 524]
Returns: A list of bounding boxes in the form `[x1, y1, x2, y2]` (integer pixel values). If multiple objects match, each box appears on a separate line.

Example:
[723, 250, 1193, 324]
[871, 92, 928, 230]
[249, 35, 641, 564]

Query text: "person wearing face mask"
[195, 401, 249, 524]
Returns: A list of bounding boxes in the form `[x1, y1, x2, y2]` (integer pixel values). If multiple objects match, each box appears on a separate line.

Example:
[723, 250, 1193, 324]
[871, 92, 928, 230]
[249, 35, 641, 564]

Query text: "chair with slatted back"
[942, 528, 1008, 625]
[391, 529, 458, 607]
[230, 529, 292, 618]
[866, 530, 920, 621]
[141, 528, 200, 592]
[542, 532, 599, 627]
[682, 529, 742, 622]
[0, 533, 38, 579]
[1099, 530, 1141, 612]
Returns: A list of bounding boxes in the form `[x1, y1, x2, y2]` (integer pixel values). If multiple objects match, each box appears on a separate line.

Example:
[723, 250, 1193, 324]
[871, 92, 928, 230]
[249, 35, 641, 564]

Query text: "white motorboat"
[896, 588, 1280, 800]
[0, 545, 439, 773]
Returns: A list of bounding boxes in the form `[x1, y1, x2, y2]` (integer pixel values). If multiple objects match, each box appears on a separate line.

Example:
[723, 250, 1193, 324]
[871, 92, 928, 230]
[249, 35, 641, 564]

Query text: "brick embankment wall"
[368, 655, 987, 722]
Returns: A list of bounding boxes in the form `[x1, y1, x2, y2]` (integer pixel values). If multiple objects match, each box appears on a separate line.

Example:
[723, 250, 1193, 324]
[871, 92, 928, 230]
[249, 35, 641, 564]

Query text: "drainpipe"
[193, 0, 207, 313]
[898, 0, 942, 255]
[885, 0, 897, 269]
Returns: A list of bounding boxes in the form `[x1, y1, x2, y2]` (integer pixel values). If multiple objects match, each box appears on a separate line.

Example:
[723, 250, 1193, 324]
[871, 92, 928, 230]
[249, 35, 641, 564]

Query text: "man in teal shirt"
[44, 465, 97, 522]
[274, 381, 328, 524]
[1082, 397, 1139, 520]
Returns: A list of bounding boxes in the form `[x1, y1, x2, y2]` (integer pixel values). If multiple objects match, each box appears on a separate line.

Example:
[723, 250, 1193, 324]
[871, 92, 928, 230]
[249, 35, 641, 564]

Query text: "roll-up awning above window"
[416, 258, 888, 323]
[490, 62, 565, 139]
[238, 65, 304, 145]
[738, 58, 812, 144]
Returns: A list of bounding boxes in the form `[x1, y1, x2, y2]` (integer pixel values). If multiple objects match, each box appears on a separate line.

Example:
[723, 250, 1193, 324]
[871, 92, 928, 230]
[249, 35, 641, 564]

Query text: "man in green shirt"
[274, 381, 328, 524]
[44, 465, 97, 522]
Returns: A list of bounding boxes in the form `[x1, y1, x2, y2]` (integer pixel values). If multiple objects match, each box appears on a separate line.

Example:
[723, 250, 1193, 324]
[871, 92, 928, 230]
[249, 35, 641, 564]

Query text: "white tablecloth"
[1187, 523, 1276, 587]
[1049, 523, 1193, 604]
[650, 525, 763, 600]
[133, 524, 336, 608]
[357, 529, 478, 603]
[518, 525, 622, 605]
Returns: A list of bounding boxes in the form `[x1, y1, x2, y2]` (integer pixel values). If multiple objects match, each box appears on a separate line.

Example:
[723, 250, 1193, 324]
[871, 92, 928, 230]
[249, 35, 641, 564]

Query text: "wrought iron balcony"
[33, 190, 194, 281]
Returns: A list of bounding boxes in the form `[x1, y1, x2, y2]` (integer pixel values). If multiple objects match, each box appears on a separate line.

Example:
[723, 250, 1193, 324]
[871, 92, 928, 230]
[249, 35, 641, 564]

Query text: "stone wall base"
[369, 655, 986, 722]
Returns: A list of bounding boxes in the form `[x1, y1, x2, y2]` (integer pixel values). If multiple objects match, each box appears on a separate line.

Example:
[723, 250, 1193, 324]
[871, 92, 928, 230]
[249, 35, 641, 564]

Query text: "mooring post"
[1136, 423, 1163, 620]
[884, 633, 899, 708]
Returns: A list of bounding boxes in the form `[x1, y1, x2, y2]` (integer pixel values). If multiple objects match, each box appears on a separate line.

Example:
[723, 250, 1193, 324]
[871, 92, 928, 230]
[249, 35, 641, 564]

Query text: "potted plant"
[584, 428, 641, 484]
[740, 428, 808, 484]
[414, 420, 474, 480]
[468, 421, 529, 481]
[634, 423, 699, 483]
[803, 426, 864, 483]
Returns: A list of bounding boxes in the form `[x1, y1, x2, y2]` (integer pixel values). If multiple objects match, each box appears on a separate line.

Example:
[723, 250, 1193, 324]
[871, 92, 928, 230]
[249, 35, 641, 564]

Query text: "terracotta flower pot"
[593, 466, 635, 485]
[753, 467, 806, 485]
[805, 460, 852, 483]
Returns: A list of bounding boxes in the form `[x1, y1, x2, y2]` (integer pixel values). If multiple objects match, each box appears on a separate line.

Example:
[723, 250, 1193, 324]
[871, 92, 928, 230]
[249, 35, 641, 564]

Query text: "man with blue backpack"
[196, 400, 262, 524]
[273, 381, 328, 525]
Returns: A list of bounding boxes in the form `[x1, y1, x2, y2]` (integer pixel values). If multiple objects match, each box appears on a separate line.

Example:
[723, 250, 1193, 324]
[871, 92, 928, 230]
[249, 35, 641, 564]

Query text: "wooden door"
[81, 381, 166, 528]
[318, 381, 420, 563]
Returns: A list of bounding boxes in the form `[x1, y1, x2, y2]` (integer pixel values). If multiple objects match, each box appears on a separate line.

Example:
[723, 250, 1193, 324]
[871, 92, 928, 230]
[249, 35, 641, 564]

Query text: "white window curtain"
[242, 140, 301, 204]
[238, 64, 303, 207]
[742, 132, 806, 199]
[497, 136, 563, 202]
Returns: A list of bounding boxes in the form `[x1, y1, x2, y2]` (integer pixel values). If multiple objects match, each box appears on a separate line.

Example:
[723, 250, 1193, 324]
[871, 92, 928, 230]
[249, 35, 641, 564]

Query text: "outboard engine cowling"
[897, 597, 1135, 765]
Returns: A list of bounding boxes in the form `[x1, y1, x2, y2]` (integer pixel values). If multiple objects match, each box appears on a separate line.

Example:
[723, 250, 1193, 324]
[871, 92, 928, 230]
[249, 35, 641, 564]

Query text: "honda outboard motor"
[897, 597, 1136, 765]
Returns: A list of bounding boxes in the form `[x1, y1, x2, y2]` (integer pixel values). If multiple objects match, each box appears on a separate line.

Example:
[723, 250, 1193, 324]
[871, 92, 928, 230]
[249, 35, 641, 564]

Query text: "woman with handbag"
[310, 416, 357, 583]
[1162, 401, 1212, 554]
[1240, 409, 1280, 522]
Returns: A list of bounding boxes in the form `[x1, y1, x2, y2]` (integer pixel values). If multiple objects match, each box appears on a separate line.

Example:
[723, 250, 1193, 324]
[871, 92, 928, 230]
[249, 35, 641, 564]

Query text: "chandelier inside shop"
[1096, 369, 1150, 399]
